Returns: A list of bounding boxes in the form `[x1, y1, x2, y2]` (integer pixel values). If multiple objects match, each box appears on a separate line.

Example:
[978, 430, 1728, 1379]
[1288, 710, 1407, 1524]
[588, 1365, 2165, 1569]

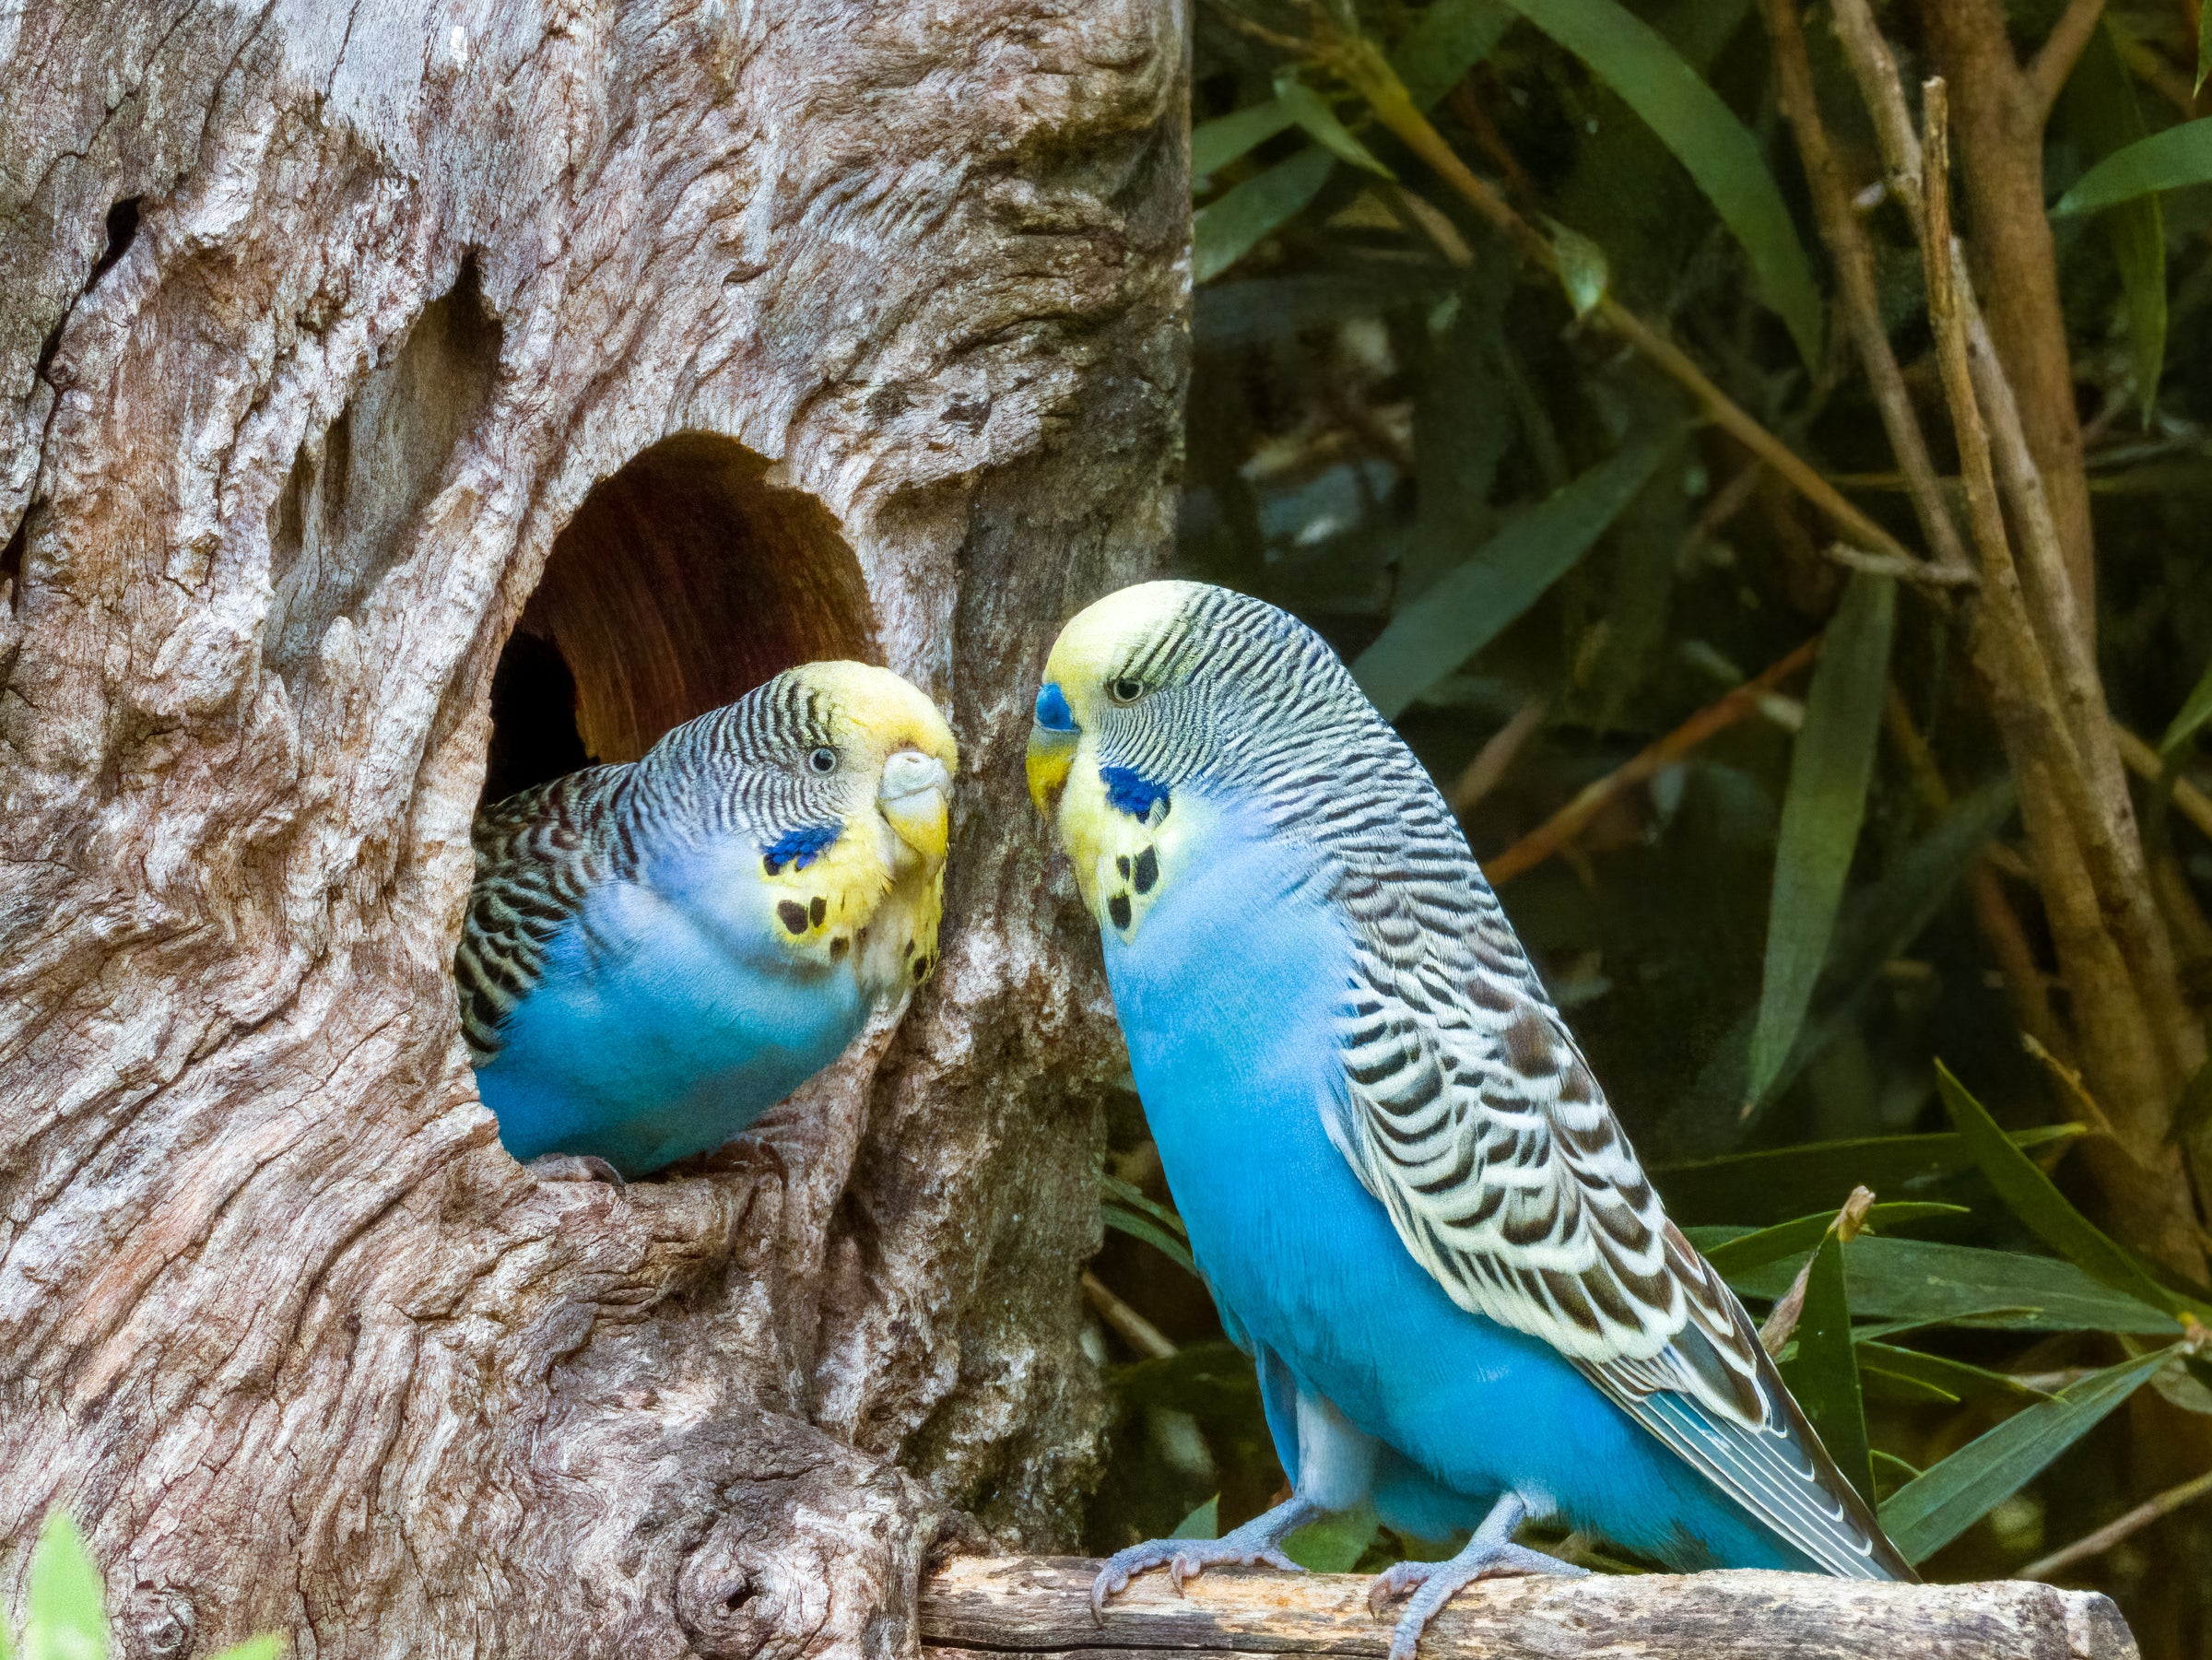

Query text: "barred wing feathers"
[1305, 758, 1910, 1581]
[455, 765, 638, 1064]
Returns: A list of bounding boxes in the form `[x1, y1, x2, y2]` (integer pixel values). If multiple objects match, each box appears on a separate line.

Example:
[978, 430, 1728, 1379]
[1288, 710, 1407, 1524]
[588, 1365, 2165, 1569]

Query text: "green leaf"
[1935, 1061, 2203, 1319]
[1171, 1495, 1220, 1540]
[1277, 76, 1395, 178]
[2200, 0, 2211, 97]
[1855, 1360, 1960, 1407]
[1653, 1122, 2081, 1226]
[1393, 0, 1516, 110]
[1698, 1202, 1966, 1276]
[26, 1513, 105, 1660]
[1194, 100, 1300, 181]
[1746, 573, 1895, 1109]
[1492, 0, 1824, 365]
[1102, 1174, 1188, 1241]
[1776, 1231, 1874, 1504]
[1112, 1341, 1264, 1419]
[1194, 148, 1335, 284]
[2053, 118, 2212, 215]
[2159, 653, 2212, 754]
[2058, 23, 2166, 414]
[1877, 1348, 2171, 1561]
[1724, 1237, 2182, 1335]
[1352, 434, 1674, 719]
[206, 1642, 284, 1660]
[1855, 1341, 2053, 1404]
[1103, 1207, 1198, 1276]
[1285, 1502, 1381, 1571]
[1550, 220, 1609, 317]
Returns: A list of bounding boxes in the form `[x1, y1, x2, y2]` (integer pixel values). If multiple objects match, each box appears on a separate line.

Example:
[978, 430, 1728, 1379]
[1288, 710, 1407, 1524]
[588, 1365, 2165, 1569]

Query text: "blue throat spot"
[1100, 765, 1170, 823]
[763, 822, 841, 875]
[1034, 681, 1076, 733]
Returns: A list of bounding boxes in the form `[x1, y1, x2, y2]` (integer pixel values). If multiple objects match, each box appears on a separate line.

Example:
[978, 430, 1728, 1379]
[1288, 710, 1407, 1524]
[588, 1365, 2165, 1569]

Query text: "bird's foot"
[1366, 1495, 1586, 1660]
[526, 1154, 627, 1190]
[704, 1133, 789, 1183]
[1090, 1495, 1325, 1623]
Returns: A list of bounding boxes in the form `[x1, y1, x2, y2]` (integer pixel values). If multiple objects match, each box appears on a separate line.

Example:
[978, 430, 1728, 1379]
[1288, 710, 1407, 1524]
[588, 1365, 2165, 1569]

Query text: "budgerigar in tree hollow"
[458, 661, 957, 1180]
[1027, 582, 1910, 1658]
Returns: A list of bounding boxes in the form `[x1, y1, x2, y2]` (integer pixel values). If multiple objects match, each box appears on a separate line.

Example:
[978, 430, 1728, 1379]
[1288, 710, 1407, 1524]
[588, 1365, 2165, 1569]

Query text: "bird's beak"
[878, 749, 952, 865]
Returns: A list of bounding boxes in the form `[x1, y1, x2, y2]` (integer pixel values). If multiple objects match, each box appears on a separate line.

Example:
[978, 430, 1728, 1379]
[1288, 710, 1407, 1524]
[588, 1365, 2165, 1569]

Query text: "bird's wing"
[455, 766, 634, 1064]
[1312, 772, 1910, 1581]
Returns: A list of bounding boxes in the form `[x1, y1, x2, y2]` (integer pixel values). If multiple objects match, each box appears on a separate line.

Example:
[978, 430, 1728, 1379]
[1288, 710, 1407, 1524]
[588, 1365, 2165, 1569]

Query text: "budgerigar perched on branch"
[458, 661, 956, 1181]
[1027, 582, 1910, 1658]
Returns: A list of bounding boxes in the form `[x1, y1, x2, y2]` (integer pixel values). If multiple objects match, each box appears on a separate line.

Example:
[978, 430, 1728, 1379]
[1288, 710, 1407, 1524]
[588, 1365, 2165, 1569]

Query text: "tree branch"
[920, 1556, 2140, 1657]
[2030, 0, 2112, 118]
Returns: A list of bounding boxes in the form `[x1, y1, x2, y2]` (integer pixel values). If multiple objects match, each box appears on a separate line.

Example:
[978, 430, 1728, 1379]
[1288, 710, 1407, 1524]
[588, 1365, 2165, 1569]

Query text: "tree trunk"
[0, 2, 1188, 1654]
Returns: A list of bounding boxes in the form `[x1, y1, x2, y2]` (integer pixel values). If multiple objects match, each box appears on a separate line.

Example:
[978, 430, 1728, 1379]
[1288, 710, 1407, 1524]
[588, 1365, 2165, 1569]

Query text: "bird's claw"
[1366, 1542, 1585, 1659]
[527, 1154, 627, 1189]
[1089, 1536, 1304, 1624]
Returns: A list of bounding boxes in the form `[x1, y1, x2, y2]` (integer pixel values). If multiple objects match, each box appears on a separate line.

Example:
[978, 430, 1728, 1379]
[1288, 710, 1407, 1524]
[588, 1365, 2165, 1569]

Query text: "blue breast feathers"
[1100, 765, 1171, 822]
[762, 822, 841, 875]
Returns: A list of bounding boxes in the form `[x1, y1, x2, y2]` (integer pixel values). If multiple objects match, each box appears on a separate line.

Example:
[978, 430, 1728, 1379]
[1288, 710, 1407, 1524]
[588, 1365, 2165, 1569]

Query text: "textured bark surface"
[0, 1, 1187, 1654]
[923, 1556, 2142, 1660]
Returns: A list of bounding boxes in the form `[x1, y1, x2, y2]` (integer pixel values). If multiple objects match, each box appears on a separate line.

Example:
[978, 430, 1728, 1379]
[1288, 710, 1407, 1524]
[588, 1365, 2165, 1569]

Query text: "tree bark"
[0, 2, 1187, 1654]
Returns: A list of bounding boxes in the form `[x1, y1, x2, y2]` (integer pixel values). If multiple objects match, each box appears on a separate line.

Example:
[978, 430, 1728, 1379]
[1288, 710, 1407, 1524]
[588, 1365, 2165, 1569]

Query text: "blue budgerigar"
[457, 661, 957, 1180]
[1027, 582, 1910, 1657]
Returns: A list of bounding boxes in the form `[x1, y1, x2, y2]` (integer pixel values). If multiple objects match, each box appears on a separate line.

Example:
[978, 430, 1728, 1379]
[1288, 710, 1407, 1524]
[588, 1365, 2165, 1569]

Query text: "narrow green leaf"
[1194, 148, 1335, 284]
[1493, 0, 1824, 364]
[1352, 435, 1674, 719]
[2159, 653, 2212, 754]
[1777, 1231, 1874, 1504]
[1855, 1341, 2053, 1404]
[1393, 0, 1516, 110]
[2200, 0, 2211, 97]
[1746, 573, 1895, 1108]
[1103, 1207, 1199, 1276]
[1878, 1348, 2171, 1561]
[1671, 779, 2018, 1148]
[205, 1642, 284, 1660]
[26, 1513, 105, 1660]
[1724, 1237, 2182, 1336]
[1194, 99, 1299, 181]
[1653, 1122, 2083, 1227]
[1855, 1361, 1959, 1407]
[1936, 1062, 2202, 1319]
[1277, 77, 1395, 178]
[2058, 23, 2167, 414]
[2053, 118, 2212, 215]
[1101, 1174, 1188, 1241]
[1550, 220, 1609, 317]
[1698, 1202, 1966, 1276]
[1285, 1502, 1381, 1571]
[1171, 1495, 1220, 1540]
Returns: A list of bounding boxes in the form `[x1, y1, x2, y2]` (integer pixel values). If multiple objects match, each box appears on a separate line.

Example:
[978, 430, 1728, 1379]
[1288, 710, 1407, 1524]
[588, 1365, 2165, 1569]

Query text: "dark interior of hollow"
[481, 433, 874, 805]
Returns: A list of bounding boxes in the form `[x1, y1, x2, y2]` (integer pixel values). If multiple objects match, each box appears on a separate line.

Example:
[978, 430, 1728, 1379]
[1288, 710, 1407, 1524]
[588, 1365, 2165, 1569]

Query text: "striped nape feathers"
[455, 660, 957, 1066]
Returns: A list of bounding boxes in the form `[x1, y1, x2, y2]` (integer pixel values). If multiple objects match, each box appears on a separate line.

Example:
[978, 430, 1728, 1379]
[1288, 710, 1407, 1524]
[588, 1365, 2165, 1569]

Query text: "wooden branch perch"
[921, 1556, 2140, 1658]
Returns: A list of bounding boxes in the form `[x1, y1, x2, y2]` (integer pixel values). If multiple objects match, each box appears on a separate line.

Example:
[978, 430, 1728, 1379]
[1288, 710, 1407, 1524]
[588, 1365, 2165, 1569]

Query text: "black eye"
[1109, 677, 1145, 705]
[807, 746, 838, 774]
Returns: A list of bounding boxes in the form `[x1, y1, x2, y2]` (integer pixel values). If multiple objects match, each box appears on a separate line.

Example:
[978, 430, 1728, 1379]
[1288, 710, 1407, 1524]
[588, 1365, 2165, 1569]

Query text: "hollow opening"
[483, 433, 875, 802]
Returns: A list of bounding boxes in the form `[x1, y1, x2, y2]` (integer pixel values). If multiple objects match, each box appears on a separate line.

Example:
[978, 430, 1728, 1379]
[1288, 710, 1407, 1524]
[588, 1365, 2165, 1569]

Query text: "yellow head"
[1026, 582, 1217, 931]
[646, 659, 958, 998]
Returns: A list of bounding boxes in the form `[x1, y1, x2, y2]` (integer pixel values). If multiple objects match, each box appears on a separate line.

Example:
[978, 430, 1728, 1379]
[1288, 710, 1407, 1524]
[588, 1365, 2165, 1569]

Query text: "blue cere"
[1034, 681, 1077, 732]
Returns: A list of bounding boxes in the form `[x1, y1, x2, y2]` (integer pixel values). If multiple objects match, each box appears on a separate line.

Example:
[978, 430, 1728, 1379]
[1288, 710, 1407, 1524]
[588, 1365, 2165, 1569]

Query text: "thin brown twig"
[1761, 0, 1974, 583]
[1081, 1270, 1176, 1360]
[1318, 33, 1921, 568]
[2113, 723, 2212, 846]
[1450, 697, 1548, 818]
[2020, 1466, 2212, 1580]
[1484, 637, 1820, 885]
[2028, 0, 2112, 118]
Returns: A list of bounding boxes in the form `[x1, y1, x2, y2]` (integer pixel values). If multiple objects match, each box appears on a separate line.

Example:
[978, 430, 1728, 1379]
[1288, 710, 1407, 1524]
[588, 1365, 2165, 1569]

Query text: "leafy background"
[1076, 0, 2212, 1654]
